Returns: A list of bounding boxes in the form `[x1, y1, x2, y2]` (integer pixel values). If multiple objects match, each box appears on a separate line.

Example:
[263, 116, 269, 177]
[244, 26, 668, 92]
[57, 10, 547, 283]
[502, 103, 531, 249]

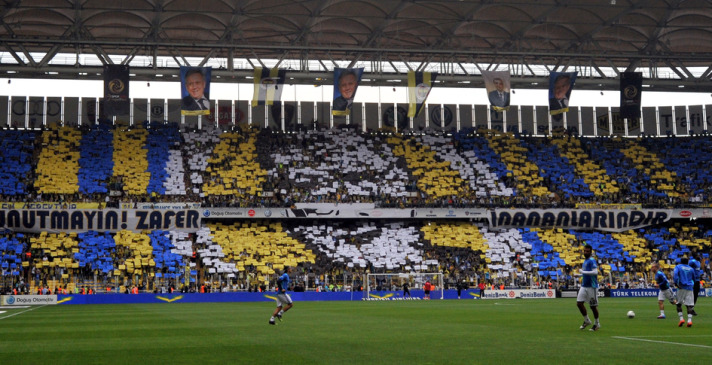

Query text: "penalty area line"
[612, 336, 712, 349]
[0, 305, 46, 320]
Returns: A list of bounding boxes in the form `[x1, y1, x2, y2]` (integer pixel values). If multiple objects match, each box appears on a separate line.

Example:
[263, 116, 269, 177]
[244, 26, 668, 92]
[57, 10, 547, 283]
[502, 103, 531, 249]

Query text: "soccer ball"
[627, 310, 635, 318]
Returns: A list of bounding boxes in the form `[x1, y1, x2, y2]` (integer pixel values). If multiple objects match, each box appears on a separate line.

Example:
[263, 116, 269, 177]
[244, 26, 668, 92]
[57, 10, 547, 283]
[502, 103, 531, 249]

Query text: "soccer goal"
[365, 272, 444, 300]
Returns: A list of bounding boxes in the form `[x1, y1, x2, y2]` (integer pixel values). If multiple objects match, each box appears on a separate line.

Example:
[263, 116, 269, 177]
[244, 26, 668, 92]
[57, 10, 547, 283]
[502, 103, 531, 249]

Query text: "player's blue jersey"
[277, 272, 290, 292]
[582, 258, 598, 288]
[673, 264, 694, 290]
[654, 270, 670, 290]
[688, 258, 702, 281]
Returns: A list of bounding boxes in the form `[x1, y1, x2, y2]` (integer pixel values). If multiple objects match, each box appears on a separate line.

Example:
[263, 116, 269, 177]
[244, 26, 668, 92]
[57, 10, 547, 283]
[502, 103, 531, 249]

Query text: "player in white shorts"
[651, 262, 677, 319]
[269, 266, 294, 325]
[576, 244, 600, 331]
[673, 258, 695, 327]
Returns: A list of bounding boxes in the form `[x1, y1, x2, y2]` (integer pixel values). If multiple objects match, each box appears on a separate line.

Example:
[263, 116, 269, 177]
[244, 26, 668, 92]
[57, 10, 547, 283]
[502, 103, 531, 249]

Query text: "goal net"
[365, 272, 444, 300]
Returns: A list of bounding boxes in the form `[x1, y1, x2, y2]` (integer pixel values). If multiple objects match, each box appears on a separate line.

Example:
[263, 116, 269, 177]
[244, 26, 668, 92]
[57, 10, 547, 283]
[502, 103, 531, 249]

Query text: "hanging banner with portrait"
[180, 66, 212, 116]
[332, 68, 364, 116]
[483, 71, 511, 112]
[103, 65, 130, 116]
[620, 72, 643, 119]
[251, 68, 287, 107]
[407, 71, 438, 118]
[548, 71, 578, 115]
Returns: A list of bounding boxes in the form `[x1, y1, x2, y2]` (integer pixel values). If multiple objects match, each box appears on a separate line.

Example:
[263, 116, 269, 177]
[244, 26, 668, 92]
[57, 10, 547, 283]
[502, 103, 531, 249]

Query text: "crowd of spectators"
[3, 124, 712, 208]
[1, 123, 712, 293]
[1, 219, 710, 295]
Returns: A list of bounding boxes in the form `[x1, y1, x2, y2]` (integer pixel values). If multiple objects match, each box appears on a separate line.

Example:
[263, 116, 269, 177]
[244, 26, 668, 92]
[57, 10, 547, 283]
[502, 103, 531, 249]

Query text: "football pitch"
[1, 297, 710, 364]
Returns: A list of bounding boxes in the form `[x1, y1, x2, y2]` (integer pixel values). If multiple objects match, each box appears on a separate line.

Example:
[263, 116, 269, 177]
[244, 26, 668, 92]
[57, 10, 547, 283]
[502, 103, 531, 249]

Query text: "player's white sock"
[270, 316, 275, 321]
[678, 312, 683, 320]
[660, 310, 665, 316]
[584, 315, 590, 321]
[687, 313, 692, 322]
[594, 318, 599, 325]
[278, 310, 283, 316]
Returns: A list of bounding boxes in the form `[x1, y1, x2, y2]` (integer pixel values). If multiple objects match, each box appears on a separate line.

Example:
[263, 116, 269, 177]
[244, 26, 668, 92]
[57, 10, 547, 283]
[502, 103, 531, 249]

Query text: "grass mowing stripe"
[0, 298, 709, 364]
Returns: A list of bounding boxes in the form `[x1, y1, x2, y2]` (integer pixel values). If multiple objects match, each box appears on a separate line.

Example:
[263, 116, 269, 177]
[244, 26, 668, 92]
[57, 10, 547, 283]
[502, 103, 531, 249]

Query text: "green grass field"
[1, 298, 710, 364]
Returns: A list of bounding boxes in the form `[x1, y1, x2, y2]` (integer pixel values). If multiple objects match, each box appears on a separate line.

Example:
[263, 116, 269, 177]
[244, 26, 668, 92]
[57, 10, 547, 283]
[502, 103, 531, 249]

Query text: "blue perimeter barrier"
[56, 289, 485, 305]
[55, 289, 709, 304]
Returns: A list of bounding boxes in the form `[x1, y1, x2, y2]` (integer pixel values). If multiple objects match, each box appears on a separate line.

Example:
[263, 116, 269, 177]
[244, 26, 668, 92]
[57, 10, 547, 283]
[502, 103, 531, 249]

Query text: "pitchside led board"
[180, 66, 212, 116]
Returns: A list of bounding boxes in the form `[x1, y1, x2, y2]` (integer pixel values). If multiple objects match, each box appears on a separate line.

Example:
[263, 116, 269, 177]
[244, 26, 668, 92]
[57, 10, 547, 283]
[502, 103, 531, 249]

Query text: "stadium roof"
[1, 0, 711, 91]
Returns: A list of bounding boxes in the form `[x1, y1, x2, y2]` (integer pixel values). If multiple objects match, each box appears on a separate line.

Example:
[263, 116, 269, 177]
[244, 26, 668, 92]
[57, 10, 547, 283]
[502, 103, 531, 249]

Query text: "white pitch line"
[612, 336, 712, 349]
[621, 335, 712, 339]
[0, 305, 44, 320]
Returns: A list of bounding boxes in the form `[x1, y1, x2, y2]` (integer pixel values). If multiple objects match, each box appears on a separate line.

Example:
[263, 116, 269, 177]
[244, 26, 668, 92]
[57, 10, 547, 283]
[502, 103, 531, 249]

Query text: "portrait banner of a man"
[180, 66, 212, 116]
[548, 71, 578, 116]
[332, 68, 364, 116]
[483, 71, 511, 112]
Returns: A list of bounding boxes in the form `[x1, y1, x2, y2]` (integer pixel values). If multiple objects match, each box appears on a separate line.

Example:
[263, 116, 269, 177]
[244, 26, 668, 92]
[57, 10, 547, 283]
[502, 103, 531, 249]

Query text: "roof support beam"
[16, 44, 37, 67]
[3, 45, 27, 66]
[664, 60, 688, 80]
[590, 59, 608, 79]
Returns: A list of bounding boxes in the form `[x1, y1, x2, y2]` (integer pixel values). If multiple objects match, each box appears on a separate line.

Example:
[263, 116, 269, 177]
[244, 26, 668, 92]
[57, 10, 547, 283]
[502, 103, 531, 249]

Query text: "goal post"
[365, 272, 444, 300]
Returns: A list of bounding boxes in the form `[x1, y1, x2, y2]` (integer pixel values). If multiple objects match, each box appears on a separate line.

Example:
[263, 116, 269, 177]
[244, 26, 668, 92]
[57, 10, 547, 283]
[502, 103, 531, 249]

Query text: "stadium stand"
[0, 130, 36, 197]
[389, 133, 468, 202]
[262, 128, 414, 206]
[482, 131, 552, 200]
[520, 136, 595, 201]
[78, 124, 114, 195]
[549, 136, 619, 199]
[640, 136, 712, 203]
[1, 125, 711, 294]
[35, 125, 81, 196]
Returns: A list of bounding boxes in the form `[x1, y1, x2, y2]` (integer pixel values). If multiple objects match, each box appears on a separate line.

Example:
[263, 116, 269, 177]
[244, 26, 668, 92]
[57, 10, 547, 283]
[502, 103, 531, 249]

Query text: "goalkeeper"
[269, 266, 294, 325]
